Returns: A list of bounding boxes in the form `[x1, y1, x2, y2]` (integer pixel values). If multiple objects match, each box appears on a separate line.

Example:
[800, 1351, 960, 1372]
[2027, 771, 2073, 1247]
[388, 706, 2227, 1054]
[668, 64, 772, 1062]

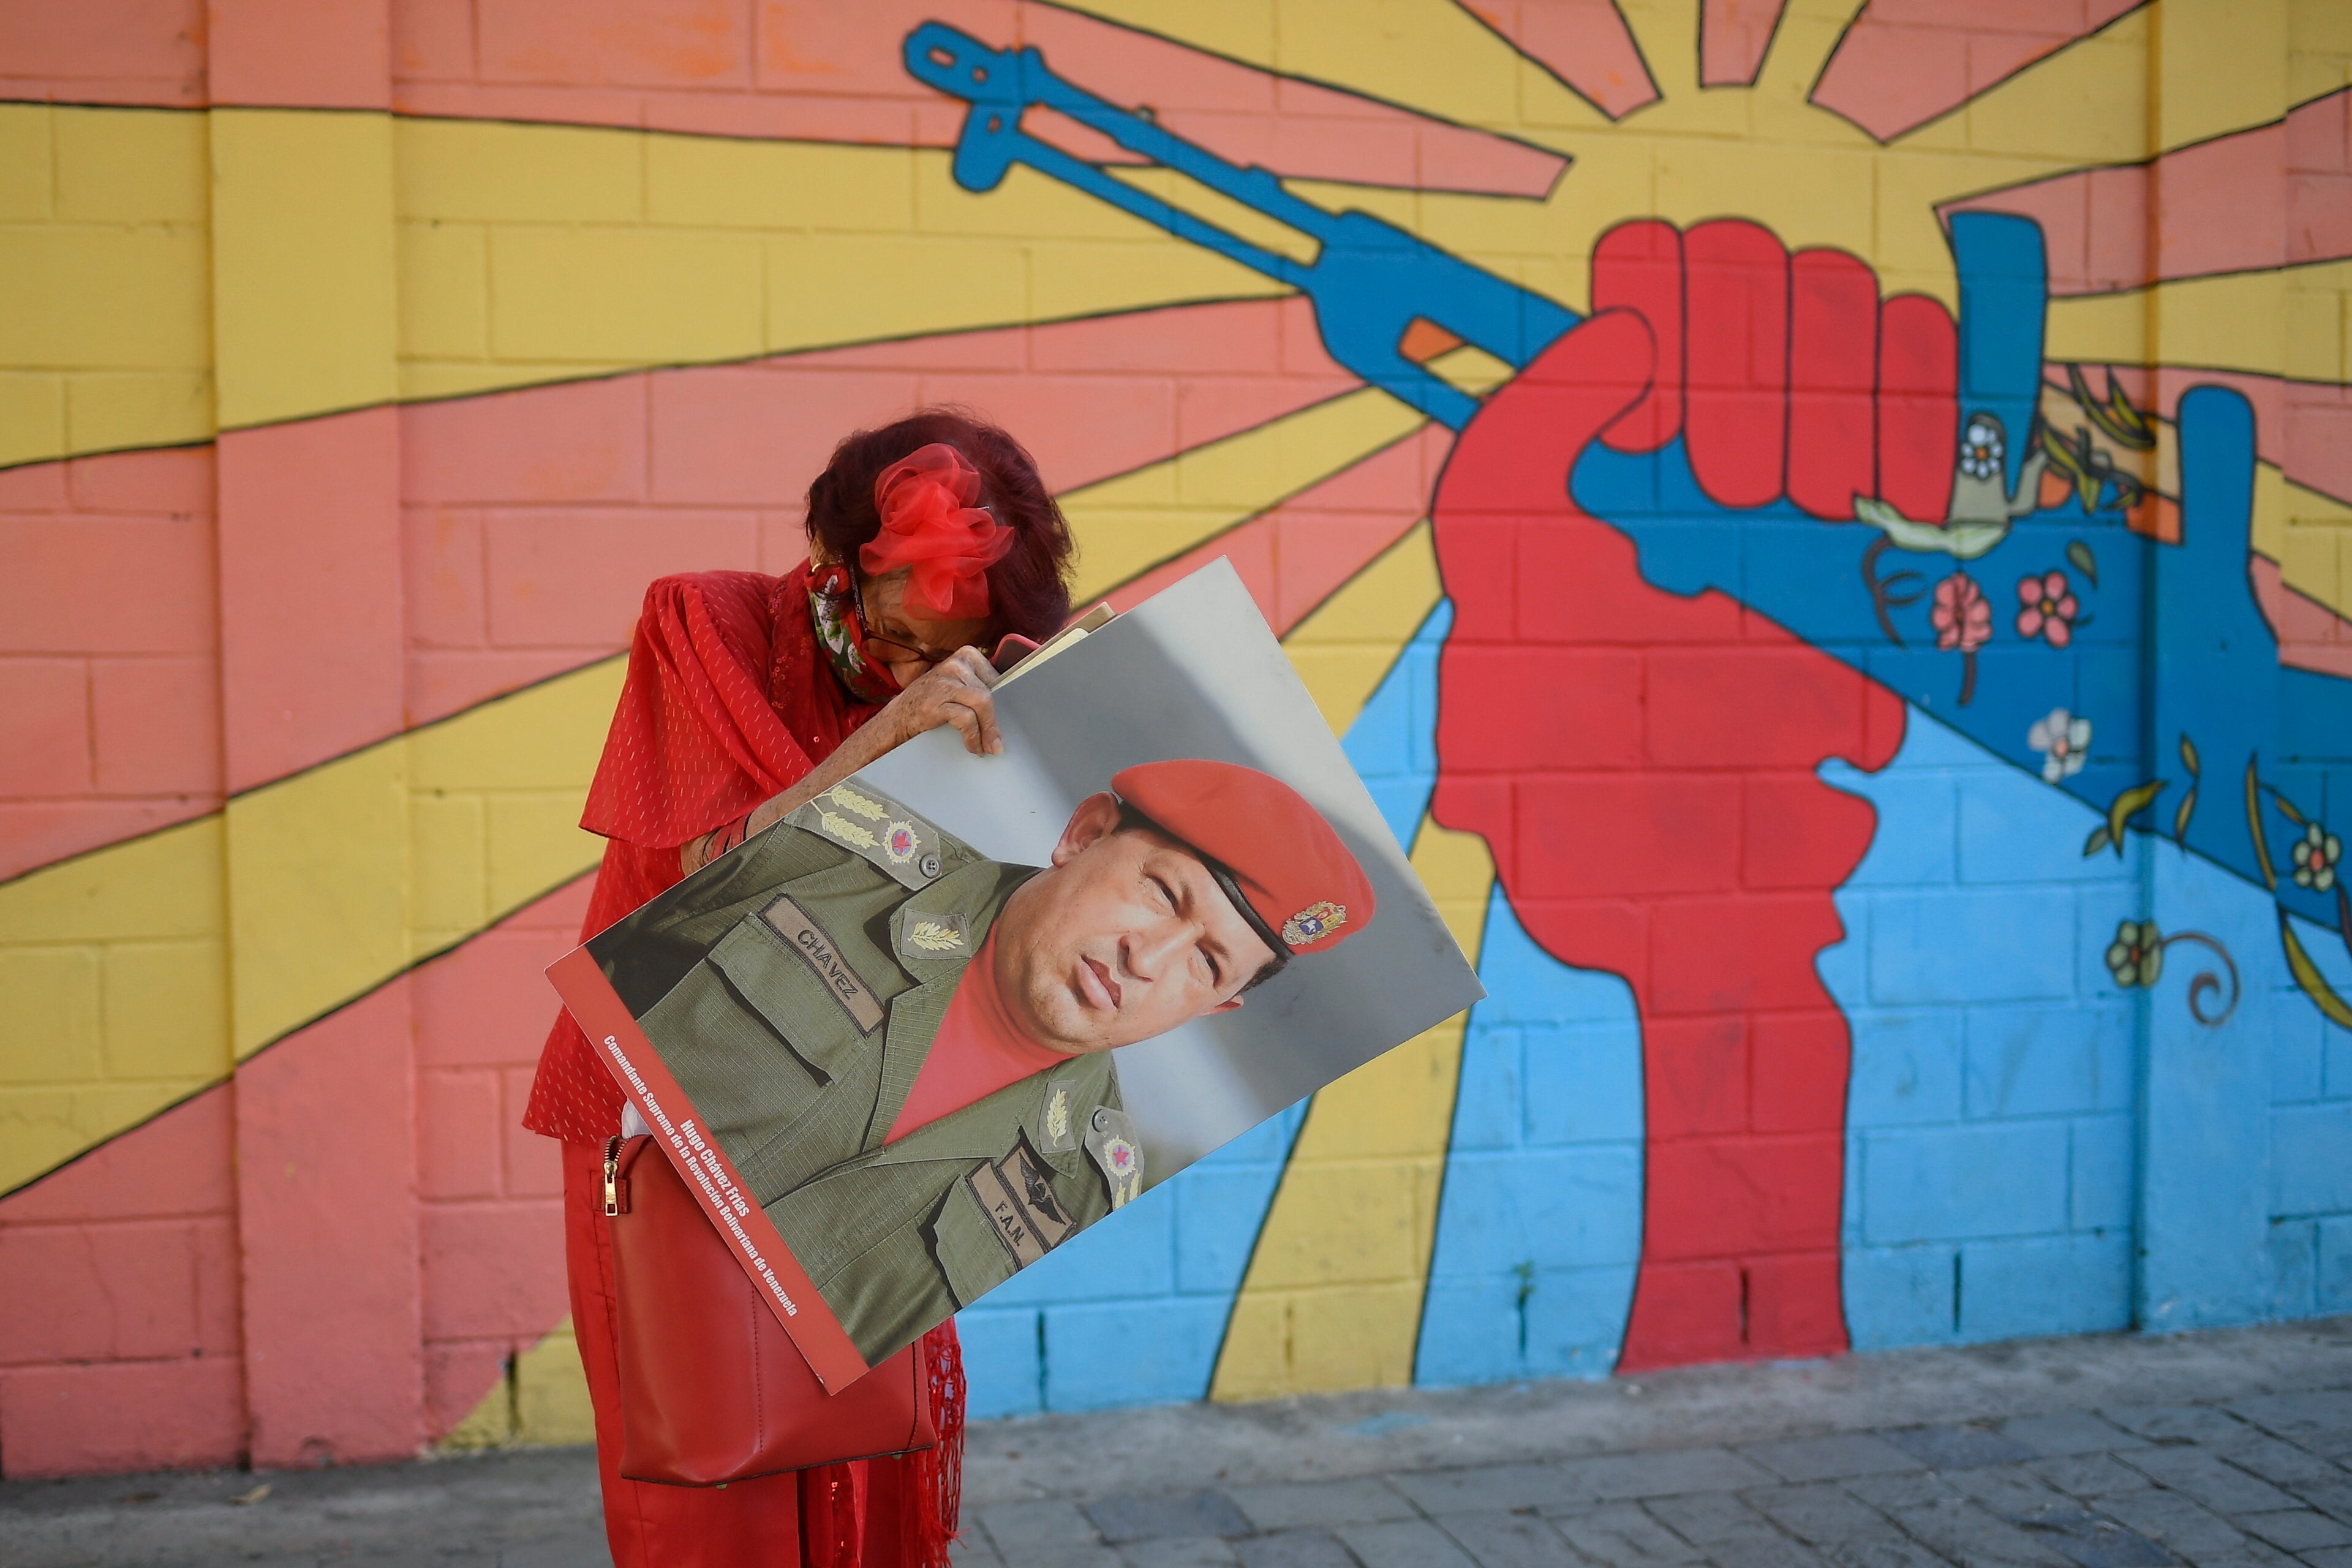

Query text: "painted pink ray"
[1941, 88, 2352, 295]
[1453, 0, 1659, 119]
[1105, 423, 1456, 636]
[1701, 0, 1786, 88]
[2252, 557, 2352, 682]
[0, 298, 1359, 880]
[1811, 0, 2144, 144]
[2046, 361, 2352, 517]
[388, 0, 1563, 197]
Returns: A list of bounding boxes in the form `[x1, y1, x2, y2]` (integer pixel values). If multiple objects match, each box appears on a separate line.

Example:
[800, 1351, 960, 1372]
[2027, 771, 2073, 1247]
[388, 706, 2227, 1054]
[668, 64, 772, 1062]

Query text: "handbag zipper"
[604, 1136, 622, 1216]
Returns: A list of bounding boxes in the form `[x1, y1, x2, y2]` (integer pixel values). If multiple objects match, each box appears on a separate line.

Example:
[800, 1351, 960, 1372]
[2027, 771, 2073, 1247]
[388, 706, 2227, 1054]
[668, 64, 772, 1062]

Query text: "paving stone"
[1561, 1450, 1779, 1501]
[2234, 1513, 2352, 1553]
[2102, 1410, 2259, 1448]
[1846, 1475, 1964, 1510]
[497, 1536, 611, 1568]
[2290, 1481, 2352, 1528]
[1745, 1437, 1929, 1484]
[2208, 1436, 2347, 1491]
[1086, 1492, 1254, 1544]
[2095, 1491, 2267, 1561]
[1440, 1510, 1586, 1567]
[1228, 1479, 1417, 1532]
[1990, 1502, 2175, 1568]
[1822, 1540, 1955, 1568]
[2301, 1550, 2352, 1568]
[2227, 1397, 2352, 1455]
[1883, 1429, 2044, 1472]
[1887, 1496, 2076, 1567]
[2116, 1451, 2299, 1516]
[979, 1498, 1106, 1553]
[1942, 1469, 2069, 1520]
[1743, 1484, 1907, 1547]
[1389, 1463, 1591, 1516]
[1338, 1517, 1481, 1567]
[1233, 1532, 1358, 1568]
[2027, 1457, 2157, 1499]
[1648, 1494, 1779, 1547]
[1707, 1537, 1834, 1568]
[2003, 1417, 2150, 1458]
[1545, 1501, 1709, 1564]
[951, 1533, 1008, 1568]
[1121, 1536, 1243, 1568]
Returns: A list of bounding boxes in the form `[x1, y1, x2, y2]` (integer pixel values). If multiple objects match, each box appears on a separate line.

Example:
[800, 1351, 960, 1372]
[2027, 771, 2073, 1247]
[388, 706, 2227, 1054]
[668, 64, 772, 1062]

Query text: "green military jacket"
[587, 779, 1145, 1363]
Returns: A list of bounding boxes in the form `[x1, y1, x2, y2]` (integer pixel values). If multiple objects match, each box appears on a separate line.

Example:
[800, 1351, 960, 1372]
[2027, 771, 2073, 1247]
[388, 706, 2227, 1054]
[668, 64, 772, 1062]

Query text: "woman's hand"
[682, 647, 1002, 876]
[878, 646, 1003, 756]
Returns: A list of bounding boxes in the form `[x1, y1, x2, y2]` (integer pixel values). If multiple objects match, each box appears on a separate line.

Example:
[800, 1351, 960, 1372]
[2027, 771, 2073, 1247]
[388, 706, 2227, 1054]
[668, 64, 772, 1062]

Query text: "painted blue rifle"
[903, 21, 1578, 430]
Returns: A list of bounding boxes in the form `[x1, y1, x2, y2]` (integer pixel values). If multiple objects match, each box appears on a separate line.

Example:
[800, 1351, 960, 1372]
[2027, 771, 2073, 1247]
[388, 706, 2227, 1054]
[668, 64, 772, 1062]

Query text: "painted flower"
[1959, 416, 2004, 481]
[2105, 920, 2163, 989]
[1931, 571, 1992, 653]
[2016, 569, 2081, 647]
[2292, 821, 2342, 892]
[2027, 707, 2092, 782]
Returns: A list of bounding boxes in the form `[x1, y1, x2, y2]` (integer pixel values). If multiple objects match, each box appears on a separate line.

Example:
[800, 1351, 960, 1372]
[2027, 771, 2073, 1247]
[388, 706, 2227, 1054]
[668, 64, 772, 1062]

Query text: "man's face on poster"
[993, 793, 1278, 1055]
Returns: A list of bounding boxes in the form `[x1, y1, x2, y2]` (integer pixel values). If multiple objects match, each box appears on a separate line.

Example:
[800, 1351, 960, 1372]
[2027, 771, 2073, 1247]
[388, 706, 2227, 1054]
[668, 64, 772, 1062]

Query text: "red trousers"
[559, 1142, 955, 1568]
[563, 1138, 812, 1564]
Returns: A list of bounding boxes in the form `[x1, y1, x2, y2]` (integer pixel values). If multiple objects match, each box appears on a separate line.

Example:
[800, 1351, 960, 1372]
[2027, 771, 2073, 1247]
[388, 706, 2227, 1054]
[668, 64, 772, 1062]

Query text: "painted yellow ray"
[2045, 262, 2352, 382]
[1, 104, 1293, 469]
[1207, 521, 1498, 1400]
[0, 661, 619, 1198]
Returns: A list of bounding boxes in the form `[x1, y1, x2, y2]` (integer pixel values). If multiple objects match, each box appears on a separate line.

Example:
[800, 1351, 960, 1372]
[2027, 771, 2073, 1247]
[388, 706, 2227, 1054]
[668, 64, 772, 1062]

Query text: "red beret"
[1111, 760, 1376, 959]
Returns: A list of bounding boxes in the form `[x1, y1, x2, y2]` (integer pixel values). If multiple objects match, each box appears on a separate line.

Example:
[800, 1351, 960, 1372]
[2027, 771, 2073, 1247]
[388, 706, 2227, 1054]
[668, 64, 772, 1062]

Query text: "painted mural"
[2, 0, 2350, 1476]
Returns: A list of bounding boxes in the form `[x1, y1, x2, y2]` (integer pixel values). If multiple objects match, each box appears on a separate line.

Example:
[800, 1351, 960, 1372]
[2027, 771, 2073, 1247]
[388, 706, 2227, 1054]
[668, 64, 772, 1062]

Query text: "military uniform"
[587, 780, 1144, 1365]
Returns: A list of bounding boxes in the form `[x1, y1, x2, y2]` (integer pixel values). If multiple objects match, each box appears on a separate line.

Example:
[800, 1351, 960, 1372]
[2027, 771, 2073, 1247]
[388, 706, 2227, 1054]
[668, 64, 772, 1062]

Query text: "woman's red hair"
[805, 408, 1075, 642]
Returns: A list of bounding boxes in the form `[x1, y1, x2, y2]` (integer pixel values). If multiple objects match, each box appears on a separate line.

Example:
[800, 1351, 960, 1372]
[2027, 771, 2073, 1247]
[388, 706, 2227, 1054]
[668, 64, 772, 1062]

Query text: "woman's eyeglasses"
[856, 576, 962, 670]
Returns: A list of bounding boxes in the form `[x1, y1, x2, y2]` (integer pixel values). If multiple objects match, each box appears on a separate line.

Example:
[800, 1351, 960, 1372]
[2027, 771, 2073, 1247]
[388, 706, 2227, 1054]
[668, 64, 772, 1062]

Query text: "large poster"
[551, 562, 1482, 1387]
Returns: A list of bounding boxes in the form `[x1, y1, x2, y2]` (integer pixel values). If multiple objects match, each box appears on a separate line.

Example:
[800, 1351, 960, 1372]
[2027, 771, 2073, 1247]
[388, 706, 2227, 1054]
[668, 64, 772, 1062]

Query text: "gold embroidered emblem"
[816, 809, 878, 849]
[827, 785, 890, 822]
[906, 918, 965, 953]
[1046, 1088, 1071, 1145]
[1280, 899, 1347, 949]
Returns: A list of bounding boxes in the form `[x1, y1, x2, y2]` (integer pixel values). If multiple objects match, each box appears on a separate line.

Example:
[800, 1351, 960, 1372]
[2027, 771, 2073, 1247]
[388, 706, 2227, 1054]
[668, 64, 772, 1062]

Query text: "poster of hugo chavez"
[550, 562, 1483, 1391]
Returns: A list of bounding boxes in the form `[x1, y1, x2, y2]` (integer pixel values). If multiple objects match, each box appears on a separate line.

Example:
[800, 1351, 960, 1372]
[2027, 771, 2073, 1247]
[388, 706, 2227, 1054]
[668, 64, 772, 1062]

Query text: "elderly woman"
[522, 409, 1074, 1568]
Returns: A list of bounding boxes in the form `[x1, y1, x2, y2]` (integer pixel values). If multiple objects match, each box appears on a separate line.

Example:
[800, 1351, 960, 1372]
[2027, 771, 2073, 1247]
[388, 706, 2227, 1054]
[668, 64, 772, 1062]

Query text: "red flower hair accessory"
[859, 443, 1014, 620]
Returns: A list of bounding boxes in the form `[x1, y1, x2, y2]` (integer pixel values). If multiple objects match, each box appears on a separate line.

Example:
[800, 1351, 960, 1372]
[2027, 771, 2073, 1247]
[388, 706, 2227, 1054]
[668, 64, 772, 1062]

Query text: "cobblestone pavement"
[6, 1317, 2348, 1567]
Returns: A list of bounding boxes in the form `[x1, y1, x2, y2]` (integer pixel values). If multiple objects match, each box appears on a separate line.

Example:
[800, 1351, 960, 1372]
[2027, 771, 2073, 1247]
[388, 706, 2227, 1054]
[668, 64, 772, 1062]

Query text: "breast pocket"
[702, 897, 884, 1084]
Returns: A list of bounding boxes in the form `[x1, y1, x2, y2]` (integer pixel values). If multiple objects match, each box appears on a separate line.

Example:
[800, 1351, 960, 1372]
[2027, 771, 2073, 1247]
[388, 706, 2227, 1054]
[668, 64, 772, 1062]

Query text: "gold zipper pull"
[603, 1136, 622, 1216]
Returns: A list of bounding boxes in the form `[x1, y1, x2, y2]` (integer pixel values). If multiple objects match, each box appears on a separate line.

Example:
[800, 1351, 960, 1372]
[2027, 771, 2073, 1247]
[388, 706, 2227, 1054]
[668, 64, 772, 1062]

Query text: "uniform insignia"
[759, 896, 886, 1033]
[1037, 1080, 1077, 1153]
[1084, 1106, 1145, 1208]
[1280, 899, 1347, 949]
[963, 1141, 1075, 1268]
[793, 783, 945, 888]
[826, 785, 891, 823]
[902, 916, 967, 956]
[815, 808, 879, 851]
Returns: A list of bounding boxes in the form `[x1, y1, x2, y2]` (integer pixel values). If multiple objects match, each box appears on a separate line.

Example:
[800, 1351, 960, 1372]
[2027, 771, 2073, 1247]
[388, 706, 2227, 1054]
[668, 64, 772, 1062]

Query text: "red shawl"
[524, 567, 962, 1568]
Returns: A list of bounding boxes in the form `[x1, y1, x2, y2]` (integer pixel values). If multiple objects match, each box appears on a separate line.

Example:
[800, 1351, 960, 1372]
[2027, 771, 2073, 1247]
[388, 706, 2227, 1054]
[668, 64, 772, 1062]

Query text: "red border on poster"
[547, 945, 871, 1394]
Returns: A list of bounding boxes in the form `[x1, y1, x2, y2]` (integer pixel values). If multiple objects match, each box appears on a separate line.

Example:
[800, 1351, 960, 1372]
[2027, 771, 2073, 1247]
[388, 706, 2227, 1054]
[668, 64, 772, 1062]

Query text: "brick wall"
[2, 0, 2350, 1481]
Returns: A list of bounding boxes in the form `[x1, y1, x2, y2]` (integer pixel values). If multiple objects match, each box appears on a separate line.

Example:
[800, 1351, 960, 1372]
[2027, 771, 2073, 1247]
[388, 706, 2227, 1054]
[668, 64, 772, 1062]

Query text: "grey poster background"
[856, 559, 1484, 1182]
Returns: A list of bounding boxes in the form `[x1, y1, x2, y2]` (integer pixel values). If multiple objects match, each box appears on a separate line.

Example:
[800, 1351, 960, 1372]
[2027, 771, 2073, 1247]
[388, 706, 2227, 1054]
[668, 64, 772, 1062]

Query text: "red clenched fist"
[1591, 217, 1959, 524]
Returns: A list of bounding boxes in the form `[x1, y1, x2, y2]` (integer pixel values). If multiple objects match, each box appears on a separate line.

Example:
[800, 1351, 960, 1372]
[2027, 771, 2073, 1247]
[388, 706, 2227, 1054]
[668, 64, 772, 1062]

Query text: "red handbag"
[603, 1134, 937, 1486]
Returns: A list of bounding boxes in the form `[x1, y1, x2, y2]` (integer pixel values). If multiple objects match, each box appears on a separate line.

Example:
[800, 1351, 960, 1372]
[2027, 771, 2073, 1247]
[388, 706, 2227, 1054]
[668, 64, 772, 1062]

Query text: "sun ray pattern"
[2, 0, 2349, 1479]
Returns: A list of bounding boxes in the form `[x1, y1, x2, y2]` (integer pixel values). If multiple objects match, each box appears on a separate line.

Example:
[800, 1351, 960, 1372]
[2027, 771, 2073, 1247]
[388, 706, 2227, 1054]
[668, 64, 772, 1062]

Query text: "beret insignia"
[1280, 900, 1347, 949]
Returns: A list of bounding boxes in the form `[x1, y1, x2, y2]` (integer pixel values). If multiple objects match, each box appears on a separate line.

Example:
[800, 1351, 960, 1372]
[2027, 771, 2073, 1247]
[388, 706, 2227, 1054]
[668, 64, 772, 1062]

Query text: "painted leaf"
[2179, 734, 2199, 775]
[2174, 785, 2197, 842]
[2103, 780, 2167, 859]
[2083, 825, 2111, 857]
[2066, 538, 2099, 587]
[2248, 758, 2278, 891]
[2280, 915, 2352, 1030]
